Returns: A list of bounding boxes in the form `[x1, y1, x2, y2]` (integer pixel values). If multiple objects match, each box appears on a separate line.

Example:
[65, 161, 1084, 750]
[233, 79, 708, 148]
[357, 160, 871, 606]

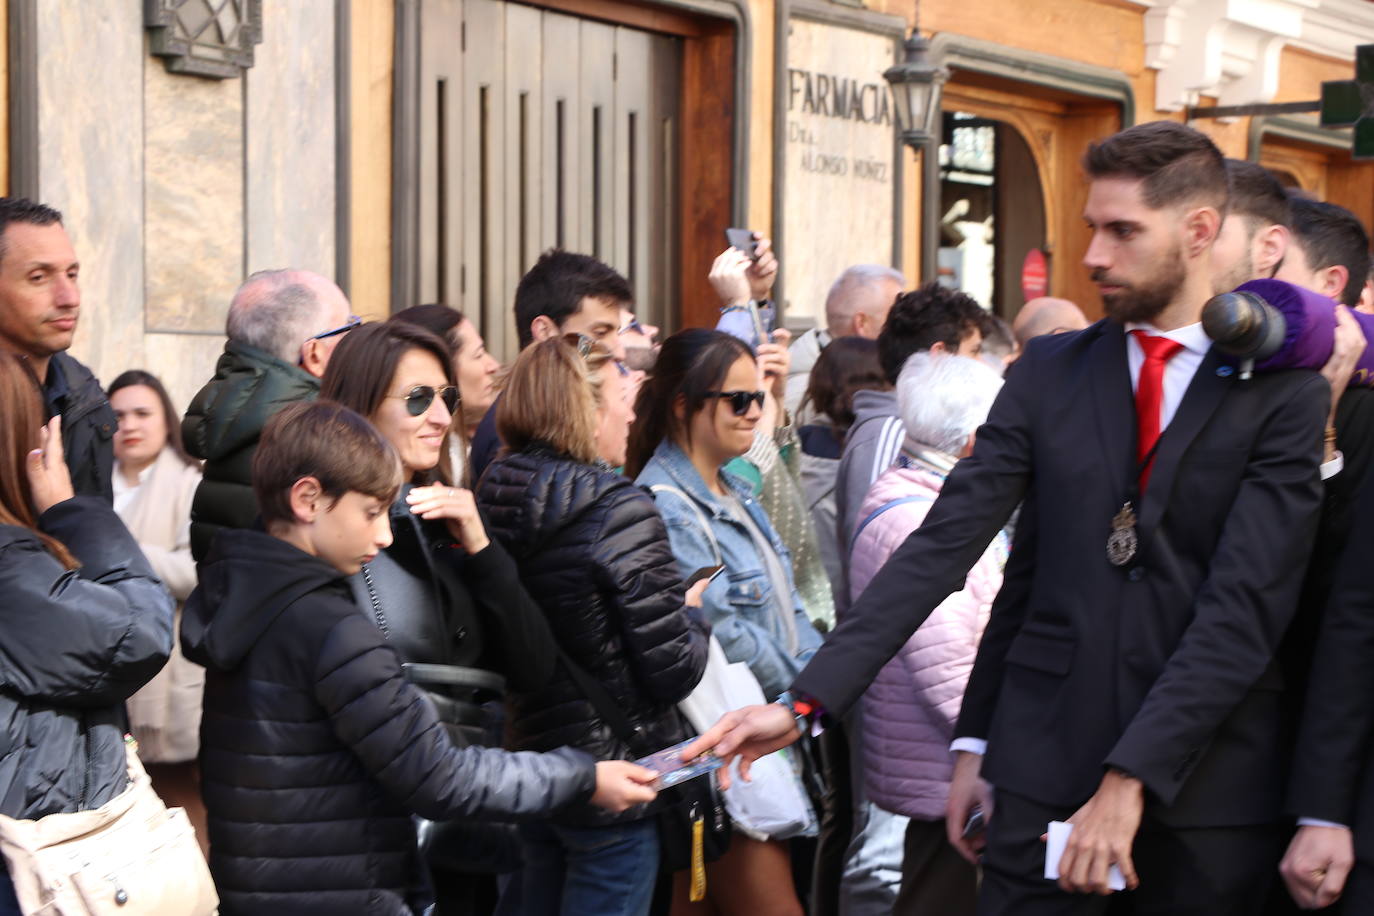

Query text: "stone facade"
[23, 0, 339, 412]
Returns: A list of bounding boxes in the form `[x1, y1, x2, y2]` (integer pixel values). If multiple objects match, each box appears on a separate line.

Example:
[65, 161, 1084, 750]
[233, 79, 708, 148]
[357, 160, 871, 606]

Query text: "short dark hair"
[0, 198, 63, 267]
[253, 400, 401, 530]
[1288, 196, 1372, 307]
[878, 283, 994, 384]
[1082, 122, 1228, 214]
[1223, 159, 1290, 230]
[320, 320, 464, 485]
[107, 369, 197, 468]
[513, 250, 632, 349]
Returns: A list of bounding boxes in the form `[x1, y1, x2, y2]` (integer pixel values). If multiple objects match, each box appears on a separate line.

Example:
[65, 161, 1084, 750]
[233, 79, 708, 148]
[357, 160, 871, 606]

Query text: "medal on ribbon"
[1107, 502, 1138, 567]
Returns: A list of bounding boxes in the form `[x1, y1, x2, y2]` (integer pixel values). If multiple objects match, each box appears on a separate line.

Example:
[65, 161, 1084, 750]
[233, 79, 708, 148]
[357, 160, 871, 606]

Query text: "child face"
[312, 490, 394, 575]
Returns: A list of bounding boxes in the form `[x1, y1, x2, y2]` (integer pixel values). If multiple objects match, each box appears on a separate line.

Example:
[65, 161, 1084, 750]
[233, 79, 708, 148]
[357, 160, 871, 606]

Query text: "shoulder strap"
[850, 495, 933, 555]
[649, 484, 723, 567]
[558, 648, 644, 753]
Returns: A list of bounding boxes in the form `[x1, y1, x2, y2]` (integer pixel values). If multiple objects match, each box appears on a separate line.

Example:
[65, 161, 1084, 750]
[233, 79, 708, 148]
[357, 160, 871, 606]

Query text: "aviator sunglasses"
[387, 385, 461, 417]
[705, 389, 766, 416]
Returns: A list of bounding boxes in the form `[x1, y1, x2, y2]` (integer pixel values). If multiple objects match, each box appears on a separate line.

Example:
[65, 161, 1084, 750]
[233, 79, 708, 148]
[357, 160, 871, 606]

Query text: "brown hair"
[107, 369, 198, 468]
[496, 334, 612, 465]
[624, 329, 754, 479]
[253, 400, 402, 530]
[0, 354, 75, 567]
[389, 304, 464, 355]
[1223, 159, 1290, 230]
[803, 336, 888, 433]
[320, 320, 464, 486]
[1082, 121, 1228, 215]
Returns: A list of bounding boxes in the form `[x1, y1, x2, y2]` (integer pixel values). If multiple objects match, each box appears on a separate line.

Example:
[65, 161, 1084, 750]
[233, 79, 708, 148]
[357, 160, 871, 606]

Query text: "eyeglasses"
[619, 317, 646, 336]
[386, 384, 460, 417]
[563, 332, 631, 377]
[308, 315, 363, 341]
[705, 390, 766, 416]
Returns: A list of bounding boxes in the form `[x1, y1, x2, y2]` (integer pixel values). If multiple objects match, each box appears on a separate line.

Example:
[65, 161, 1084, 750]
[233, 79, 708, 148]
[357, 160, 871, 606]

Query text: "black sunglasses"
[705, 390, 766, 416]
[387, 385, 460, 417]
[308, 315, 363, 341]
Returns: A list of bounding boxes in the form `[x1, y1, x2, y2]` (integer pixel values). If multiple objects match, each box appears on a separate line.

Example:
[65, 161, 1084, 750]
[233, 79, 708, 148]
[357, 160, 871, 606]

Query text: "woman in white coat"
[107, 370, 206, 848]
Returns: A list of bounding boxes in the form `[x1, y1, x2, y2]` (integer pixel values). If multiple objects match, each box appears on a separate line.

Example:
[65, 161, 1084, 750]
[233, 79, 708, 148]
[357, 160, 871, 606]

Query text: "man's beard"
[1092, 243, 1187, 324]
[1211, 248, 1255, 296]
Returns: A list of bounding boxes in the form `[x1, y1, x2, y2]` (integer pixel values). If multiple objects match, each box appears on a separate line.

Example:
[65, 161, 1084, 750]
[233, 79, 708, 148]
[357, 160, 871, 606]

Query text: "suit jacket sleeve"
[1287, 445, 1374, 823]
[1105, 373, 1327, 805]
[791, 348, 1036, 717]
[954, 495, 1038, 741]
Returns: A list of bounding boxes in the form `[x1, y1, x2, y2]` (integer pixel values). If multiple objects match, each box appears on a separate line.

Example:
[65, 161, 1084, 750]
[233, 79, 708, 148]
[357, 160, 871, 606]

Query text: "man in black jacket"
[691, 122, 1329, 914]
[467, 250, 630, 484]
[0, 197, 117, 501]
[183, 267, 355, 560]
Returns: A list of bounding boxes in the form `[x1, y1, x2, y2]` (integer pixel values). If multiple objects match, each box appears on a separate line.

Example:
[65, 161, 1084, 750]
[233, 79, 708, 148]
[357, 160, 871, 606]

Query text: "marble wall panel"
[245, 0, 337, 278]
[144, 331, 228, 417]
[40, 0, 146, 387]
[144, 59, 244, 334]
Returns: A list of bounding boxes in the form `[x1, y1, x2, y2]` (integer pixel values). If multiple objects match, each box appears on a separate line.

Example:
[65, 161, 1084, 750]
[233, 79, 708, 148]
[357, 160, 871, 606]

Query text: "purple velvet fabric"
[1241, 279, 1374, 387]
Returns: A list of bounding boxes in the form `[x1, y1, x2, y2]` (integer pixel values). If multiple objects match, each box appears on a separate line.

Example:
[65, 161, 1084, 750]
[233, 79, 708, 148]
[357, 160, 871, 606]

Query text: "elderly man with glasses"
[182, 268, 356, 560]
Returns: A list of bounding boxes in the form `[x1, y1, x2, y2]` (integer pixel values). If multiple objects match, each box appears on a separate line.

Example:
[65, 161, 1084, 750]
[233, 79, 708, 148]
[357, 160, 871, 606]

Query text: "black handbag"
[555, 650, 731, 873]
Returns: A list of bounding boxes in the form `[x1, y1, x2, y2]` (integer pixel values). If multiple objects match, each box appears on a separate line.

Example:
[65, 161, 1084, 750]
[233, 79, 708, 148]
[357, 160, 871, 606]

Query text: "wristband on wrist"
[774, 690, 816, 736]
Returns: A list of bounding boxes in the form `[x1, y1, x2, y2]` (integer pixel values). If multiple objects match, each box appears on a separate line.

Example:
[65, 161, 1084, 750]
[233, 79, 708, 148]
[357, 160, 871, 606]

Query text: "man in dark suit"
[689, 121, 1329, 914]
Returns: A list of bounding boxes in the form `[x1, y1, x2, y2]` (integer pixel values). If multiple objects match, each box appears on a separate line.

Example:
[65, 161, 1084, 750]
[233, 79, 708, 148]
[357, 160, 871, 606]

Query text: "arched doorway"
[937, 112, 1048, 321]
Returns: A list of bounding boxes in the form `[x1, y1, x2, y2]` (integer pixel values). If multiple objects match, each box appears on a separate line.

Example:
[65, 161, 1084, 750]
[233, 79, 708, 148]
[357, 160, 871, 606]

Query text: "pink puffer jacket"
[849, 460, 1008, 821]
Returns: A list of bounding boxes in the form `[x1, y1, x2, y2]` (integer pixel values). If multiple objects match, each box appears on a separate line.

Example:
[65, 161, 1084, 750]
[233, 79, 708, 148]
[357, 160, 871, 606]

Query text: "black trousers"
[977, 788, 1285, 916]
[895, 817, 978, 916]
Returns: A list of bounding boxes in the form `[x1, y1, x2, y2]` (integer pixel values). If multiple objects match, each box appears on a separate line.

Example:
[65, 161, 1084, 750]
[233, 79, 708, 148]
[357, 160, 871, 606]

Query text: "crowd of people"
[3, 119, 1374, 916]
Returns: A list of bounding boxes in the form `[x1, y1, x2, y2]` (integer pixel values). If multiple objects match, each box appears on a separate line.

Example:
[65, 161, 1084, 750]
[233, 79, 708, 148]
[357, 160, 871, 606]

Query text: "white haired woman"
[846, 351, 1007, 916]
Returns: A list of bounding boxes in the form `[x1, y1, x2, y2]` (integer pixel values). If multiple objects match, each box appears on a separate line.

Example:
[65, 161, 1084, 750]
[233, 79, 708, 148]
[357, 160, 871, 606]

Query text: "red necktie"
[1132, 330, 1184, 492]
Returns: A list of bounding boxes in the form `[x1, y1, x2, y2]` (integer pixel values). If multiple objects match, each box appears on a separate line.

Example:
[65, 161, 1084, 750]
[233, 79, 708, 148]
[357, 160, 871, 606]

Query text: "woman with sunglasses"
[626, 328, 820, 916]
[475, 335, 710, 916]
[321, 321, 558, 914]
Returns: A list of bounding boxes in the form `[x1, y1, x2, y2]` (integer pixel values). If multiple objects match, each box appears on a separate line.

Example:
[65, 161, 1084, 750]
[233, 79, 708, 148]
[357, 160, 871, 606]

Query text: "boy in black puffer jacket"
[181, 401, 658, 916]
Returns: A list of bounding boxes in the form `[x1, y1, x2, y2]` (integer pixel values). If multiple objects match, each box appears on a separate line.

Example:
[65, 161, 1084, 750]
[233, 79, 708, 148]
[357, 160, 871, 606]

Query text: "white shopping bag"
[679, 637, 817, 840]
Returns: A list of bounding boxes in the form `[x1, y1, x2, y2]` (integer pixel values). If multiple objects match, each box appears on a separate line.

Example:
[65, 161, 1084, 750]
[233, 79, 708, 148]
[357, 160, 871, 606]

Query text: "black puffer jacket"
[181, 341, 319, 560]
[47, 353, 117, 503]
[477, 447, 710, 826]
[0, 498, 173, 819]
[182, 528, 596, 916]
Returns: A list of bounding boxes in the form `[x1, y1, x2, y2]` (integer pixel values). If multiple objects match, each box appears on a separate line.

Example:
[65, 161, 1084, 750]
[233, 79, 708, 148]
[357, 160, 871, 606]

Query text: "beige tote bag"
[0, 742, 217, 915]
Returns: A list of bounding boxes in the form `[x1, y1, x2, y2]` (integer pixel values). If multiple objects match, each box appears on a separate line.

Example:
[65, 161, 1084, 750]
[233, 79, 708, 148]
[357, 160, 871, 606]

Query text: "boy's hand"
[26, 416, 74, 514]
[590, 761, 660, 813]
[407, 485, 490, 554]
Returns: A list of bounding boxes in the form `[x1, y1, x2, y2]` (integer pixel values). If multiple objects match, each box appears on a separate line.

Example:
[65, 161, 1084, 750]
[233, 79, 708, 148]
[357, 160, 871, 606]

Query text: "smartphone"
[962, 808, 986, 839]
[686, 565, 726, 587]
[725, 227, 759, 261]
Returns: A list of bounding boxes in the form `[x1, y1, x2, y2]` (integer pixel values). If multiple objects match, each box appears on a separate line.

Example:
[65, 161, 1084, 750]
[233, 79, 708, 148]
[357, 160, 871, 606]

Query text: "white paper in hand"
[1043, 821, 1126, 891]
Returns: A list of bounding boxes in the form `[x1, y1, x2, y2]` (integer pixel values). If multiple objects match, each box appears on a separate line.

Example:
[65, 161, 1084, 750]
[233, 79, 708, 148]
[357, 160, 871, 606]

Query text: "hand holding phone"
[725, 227, 758, 261]
[686, 565, 726, 587]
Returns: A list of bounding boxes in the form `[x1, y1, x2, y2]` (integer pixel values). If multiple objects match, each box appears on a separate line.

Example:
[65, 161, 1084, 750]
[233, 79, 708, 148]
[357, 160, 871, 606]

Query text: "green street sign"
[1321, 43, 1374, 159]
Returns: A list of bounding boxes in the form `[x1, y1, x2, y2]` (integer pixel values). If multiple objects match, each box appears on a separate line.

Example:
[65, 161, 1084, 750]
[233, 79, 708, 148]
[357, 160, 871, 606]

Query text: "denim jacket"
[636, 439, 821, 699]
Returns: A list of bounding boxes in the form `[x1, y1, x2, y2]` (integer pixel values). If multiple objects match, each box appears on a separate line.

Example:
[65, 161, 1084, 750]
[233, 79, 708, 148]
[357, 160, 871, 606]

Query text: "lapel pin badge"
[1216, 365, 1235, 378]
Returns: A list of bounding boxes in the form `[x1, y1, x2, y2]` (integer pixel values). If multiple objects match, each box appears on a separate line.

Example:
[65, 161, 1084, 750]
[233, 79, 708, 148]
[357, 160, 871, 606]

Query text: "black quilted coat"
[0, 498, 173, 820]
[477, 447, 710, 827]
[182, 529, 597, 915]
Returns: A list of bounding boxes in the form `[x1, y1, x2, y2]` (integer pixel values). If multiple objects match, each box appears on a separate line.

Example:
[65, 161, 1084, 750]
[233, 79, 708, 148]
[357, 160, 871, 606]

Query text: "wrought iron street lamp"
[885, 29, 949, 283]
[884, 30, 949, 148]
